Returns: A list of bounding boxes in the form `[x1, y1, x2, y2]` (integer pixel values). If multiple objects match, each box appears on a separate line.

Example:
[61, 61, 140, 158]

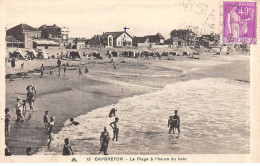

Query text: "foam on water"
[37, 78, 249, 155]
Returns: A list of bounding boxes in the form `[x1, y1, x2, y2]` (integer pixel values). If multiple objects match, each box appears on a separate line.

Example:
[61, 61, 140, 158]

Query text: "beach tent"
[25, 49, 37, 60]
[111, 51, 119, 57]
[69, 51, 81, 59]
[37, 49, 49, 59]
[11, 49, 25, 60]
[183, 52, 189, 56]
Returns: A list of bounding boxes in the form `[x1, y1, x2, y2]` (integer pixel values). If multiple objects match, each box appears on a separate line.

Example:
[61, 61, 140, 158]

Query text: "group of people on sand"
[78, 66, 89, 76]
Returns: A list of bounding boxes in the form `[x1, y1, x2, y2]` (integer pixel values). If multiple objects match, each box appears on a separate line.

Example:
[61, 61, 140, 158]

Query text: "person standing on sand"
[20, 63, 24, 70]
[5, 108, 11, 140]
[99, 127, 110, 155]
[40, 64, 45, 77]
[57, 59, 61, 68]
[63, 138, 74, 155]
[47, 116, 55, 149]
[64, 65, 67, 74]
[41, 64, 45, 71]
[173, 110, 180, 134]
[85, 66, 89, 74]
[40, 68, 44, 77]
[43, 111, 49, 132]
[11, 58, 15, 68]
[110, 117, 119, 141]
[78, 68, 82, 76]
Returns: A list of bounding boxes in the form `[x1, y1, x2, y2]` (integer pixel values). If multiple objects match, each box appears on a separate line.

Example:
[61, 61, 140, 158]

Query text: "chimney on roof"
[53, 24, 56, 27]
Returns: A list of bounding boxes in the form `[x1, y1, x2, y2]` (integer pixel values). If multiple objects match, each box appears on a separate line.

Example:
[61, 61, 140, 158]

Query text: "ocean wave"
[37, 78, 250, 155]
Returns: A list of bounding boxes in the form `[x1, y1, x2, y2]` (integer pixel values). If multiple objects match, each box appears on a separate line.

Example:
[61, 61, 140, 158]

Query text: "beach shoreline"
[5, 52, 250, 155]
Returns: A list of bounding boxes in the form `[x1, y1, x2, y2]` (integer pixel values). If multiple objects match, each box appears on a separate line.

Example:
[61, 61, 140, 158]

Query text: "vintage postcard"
[0, 0, 260, 163]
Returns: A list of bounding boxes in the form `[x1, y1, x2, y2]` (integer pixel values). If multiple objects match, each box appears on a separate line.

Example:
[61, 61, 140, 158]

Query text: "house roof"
[102, 31, 132, 39]
[7, 24, 39, 32]
[133, 37, 149, 43]
[39, 25, 61, 34]
[144, 33, 165, 42]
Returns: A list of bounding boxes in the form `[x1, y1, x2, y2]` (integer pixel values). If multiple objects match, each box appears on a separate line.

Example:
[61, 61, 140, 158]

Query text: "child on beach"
[78, 69, 82, 76]
[70, 118, 79, 126]
[168, 116, 174, 134]
[57, 59, 61, 68]
[110, 117, 119, 141]
[20, 63, 24, 70]
[173, 110, 180, 134]
[22, 99, 27, 116]
[5, 108, 11, 140]
[64, 65, 67, 74]
[50, 70, 54, 75]
[47, 116, 55, 149]
[63, 138, 74, 155]
[85, 66, 89, 74]
[99, 127, 110, 155]
[43, 111, 49, 131]
[15, 97, 24, 121]
[41, 64, 45, 71]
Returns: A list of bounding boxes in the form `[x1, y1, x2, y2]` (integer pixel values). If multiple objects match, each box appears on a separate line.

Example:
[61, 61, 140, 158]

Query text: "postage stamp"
[223, 1, 257, 44]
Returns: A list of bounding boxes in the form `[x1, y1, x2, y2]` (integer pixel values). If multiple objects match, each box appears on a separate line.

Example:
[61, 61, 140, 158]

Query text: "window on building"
[118, 41, 120, 45]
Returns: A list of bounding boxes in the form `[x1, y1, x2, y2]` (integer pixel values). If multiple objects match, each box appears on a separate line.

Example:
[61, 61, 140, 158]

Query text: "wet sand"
[5, 54, 249, 155]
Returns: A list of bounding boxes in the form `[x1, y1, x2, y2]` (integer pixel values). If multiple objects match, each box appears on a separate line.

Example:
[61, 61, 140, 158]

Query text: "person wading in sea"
[108, 107, 117, 118]
[47, 116, 55, 149]
[43, 111, 49, 132]
[99, 127, 110, 155]
[168, 116, 174, 134]
[15, 97, 23, 121]
[110, 117, 119, 141]
[63, 138, 74, 155]
[173, 110, 180, 134]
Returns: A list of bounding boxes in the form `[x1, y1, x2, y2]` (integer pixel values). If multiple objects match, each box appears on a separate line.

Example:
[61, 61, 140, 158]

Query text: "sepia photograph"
[1, 0, 260, 163]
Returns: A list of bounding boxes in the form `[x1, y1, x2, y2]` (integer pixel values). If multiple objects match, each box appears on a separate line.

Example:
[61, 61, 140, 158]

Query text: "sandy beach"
[5, 49, 250, 155]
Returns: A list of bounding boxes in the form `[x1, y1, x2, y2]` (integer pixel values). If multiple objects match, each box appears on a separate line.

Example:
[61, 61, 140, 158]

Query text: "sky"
[4, 0, 220, 39]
